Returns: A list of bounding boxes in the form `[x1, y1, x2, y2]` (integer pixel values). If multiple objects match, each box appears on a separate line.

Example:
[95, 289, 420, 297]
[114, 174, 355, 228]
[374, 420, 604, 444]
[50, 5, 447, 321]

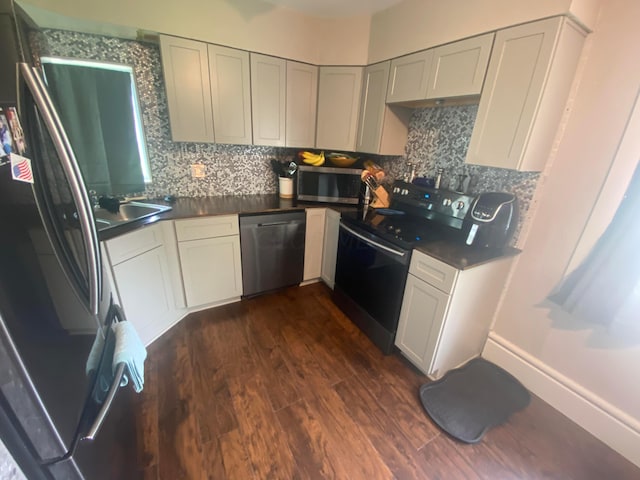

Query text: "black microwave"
[296, 165, 364, 204]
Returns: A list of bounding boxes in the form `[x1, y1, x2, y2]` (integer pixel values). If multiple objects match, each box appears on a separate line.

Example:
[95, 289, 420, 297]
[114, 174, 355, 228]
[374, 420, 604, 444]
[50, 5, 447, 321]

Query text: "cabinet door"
[251, 53, 286, 146]
[320, 208, 340, 289]
[316, 66, 363, 151]
[426, 33, 494, 99]
[112, 246, 175, 345]
[286, 61, 318, 148]
[356, 61, 390, 154]
[386, 50, 433, 103]
[208, 44, 252, 145]
[303, 208, 326, 281]
[395, 273, 450, 375]
[159, 35, 215, 143]
[179, 235, 243, 307]
[466, 17, 585, 170]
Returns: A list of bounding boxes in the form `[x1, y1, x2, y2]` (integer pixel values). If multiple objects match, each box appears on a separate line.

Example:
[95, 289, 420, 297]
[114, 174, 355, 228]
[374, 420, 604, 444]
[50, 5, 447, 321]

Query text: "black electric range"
[332, 181, 478, 354]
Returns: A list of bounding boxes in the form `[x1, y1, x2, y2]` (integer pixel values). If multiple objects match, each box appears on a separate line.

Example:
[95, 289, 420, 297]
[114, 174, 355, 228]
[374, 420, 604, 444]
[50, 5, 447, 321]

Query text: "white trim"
[483, 332, 640, 468]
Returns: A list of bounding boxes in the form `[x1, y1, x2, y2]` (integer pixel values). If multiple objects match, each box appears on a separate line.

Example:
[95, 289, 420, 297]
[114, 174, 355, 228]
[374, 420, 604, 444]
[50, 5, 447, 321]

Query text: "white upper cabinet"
[251, 53, 286, 147]
[208, 44, 252, 145]
[386, 33, 494, 104]
[387, 50, 433, 104]
[159, 35, 215, 143]
[356, 61, 410, 155]
[159, 37, 251, 145]
[466, 17, 586, 171]
[286, 61, 318, 148]
[427, 33, 494, 99]
[316, 66, 364, 152]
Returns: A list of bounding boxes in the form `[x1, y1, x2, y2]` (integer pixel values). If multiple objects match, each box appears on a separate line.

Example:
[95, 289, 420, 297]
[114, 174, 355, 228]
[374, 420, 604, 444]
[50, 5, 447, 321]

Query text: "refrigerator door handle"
[19, 62, 102, 316]
[82, 363, 126, 441]
[82, 303, 129, 441]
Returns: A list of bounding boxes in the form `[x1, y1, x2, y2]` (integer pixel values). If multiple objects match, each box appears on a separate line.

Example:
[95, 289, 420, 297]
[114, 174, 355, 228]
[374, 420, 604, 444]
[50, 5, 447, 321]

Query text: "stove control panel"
[391, 181, 475, 220]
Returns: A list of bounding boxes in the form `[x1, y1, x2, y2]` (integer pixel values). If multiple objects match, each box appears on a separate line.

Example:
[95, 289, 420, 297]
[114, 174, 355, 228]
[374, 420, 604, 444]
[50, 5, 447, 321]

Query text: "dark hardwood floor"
[133, 283, 639, 479]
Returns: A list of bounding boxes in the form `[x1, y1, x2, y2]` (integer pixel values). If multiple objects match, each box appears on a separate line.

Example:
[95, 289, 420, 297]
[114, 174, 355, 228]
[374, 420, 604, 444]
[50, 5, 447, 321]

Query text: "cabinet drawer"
[106, 224, 163, 266]
[409, 250, 458, 294]
[175, 215, 239, 241]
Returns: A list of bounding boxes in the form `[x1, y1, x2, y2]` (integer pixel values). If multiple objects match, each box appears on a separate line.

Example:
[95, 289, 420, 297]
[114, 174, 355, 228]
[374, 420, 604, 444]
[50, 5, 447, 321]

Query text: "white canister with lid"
[279, 177, 293, 198]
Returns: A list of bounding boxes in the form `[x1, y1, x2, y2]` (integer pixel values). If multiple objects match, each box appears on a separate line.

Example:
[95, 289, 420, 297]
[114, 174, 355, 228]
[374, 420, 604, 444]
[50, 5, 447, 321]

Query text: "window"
[41, 57, 151, 196]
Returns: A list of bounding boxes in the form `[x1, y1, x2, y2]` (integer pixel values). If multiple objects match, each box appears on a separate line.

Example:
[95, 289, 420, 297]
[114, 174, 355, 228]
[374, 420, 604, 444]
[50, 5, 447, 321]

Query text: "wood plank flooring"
[132, 283, 640, 479]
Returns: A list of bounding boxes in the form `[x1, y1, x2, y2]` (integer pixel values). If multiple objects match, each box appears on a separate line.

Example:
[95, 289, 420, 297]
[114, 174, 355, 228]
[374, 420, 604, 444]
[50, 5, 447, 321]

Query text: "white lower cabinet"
[175, 215, 243, 307]
[321, 208, 340, 289]
[303, 208, 326, 281]
[395, 249, 513, 379]
[395, 274, 450, 374]
[105, 224, 177, 345]
[178, 235, 242, 306]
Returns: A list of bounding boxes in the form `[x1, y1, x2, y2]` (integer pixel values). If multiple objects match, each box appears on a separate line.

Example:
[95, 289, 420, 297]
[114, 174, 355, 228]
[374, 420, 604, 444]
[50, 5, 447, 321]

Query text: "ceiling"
[262, 0, 404, 17]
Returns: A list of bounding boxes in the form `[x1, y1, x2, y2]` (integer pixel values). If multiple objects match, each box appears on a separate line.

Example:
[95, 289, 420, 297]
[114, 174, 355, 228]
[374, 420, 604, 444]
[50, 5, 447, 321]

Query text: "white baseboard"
[483, 333, 640, 469]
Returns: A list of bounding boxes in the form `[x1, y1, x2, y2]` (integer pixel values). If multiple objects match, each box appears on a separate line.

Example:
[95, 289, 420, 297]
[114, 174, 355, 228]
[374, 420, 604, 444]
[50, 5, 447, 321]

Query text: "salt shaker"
[406, 162, 416, 183]
[434, 168, 444, 189]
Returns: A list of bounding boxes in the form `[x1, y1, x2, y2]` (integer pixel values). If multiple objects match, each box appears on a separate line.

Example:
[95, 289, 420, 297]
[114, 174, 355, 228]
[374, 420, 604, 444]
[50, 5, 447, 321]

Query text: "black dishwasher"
[240, 211, 306, 297]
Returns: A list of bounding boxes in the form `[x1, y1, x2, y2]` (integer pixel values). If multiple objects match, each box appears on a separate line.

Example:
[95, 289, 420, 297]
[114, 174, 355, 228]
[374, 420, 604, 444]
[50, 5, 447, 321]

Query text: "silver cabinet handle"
[20, 63, 102, 315]
[82, 363, 126, 441]
[339, 223, 407, 257]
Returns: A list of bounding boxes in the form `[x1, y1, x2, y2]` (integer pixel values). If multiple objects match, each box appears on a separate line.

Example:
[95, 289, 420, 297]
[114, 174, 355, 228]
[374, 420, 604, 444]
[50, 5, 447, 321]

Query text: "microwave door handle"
[20, 63, 102, 316]
[339, 223, 407, 258]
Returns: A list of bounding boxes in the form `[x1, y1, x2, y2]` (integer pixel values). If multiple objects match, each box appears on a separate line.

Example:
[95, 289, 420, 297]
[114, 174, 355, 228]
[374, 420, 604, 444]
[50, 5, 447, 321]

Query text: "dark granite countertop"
[414, 240, 520, 270]
[339, 208, 520, 270]
[97, 195, 357, 241]
[97, 195, 519, 270]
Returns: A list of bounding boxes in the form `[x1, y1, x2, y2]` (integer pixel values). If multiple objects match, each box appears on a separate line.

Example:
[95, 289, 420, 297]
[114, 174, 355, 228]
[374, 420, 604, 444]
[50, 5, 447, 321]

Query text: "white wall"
[21, 0, 601, 67]
[367, 0, 599, 63]
[485, 0, 640, 467]
[19, 0, 371, 65]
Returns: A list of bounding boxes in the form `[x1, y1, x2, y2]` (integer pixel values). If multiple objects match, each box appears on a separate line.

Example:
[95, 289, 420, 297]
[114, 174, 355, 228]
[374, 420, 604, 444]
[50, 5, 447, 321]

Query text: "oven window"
[335, 228, 410, 332]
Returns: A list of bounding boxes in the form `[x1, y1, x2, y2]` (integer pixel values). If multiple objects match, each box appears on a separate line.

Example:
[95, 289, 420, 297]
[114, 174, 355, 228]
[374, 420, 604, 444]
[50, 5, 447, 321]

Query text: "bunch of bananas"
[298, 150, 325, 166]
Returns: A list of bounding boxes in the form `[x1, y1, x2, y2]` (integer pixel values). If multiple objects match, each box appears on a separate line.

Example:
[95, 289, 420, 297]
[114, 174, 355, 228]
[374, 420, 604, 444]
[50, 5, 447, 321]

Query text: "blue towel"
[86, 328, 113, 401]
[112, 321, 147, 393]
[86, 329, 106, 377]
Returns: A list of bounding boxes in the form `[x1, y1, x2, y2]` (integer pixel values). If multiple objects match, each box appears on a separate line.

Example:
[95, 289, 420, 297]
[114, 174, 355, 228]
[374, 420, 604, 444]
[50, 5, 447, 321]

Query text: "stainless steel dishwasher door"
[240, 211, 306, 297]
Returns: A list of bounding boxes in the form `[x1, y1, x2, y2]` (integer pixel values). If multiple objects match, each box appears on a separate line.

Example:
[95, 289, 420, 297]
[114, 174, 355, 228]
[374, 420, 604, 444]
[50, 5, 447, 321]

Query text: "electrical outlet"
[190, 163, 206, 178]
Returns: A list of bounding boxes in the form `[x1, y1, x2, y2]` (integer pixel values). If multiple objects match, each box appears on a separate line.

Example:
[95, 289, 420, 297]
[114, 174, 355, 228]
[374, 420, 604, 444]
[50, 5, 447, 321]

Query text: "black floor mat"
[419, 357, 530, 443]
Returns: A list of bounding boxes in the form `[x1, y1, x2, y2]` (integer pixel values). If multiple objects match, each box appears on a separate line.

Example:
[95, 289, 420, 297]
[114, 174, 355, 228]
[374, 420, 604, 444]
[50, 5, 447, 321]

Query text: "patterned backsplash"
[33, 29, 539, 240]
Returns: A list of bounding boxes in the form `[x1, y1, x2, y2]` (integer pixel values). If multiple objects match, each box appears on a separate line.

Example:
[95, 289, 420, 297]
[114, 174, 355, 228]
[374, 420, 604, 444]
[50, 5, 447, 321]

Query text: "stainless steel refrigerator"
[0, 1, 137, 478]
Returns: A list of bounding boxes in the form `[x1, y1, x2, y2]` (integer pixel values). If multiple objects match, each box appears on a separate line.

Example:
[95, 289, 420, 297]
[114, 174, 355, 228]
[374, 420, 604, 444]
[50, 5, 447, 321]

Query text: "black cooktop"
[340, 208, 453, 250]
[342, 181, 478, 250]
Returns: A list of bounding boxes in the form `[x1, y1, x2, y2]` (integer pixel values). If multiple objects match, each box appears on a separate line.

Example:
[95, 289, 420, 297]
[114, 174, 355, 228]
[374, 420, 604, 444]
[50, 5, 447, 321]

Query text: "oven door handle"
[340, 223, 408, 258]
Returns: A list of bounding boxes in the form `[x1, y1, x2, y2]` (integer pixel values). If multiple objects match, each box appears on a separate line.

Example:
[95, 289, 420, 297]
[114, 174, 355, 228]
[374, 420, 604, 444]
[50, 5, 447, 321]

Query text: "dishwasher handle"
[257, 220, 298, 227]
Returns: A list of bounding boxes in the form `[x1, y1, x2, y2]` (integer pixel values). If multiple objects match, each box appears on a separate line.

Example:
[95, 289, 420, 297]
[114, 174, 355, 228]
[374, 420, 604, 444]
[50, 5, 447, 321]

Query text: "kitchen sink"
[93, 201, 172, 231]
